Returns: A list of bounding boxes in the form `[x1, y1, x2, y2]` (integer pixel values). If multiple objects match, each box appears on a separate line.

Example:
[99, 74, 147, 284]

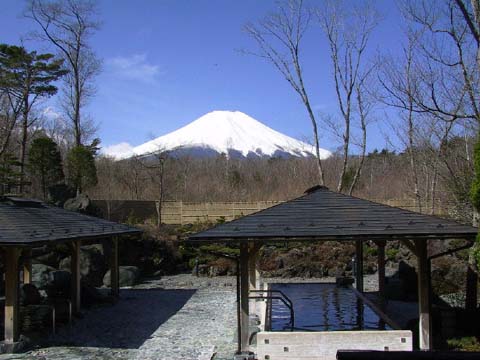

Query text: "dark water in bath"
[269, 283, 392, 332]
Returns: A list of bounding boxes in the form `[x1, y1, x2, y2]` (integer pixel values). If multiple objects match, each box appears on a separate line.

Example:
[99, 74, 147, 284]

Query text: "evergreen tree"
[28, 137, 64, 199]
[0, 44, 67, 192]
[67, 145, 97, 194]
[0, 153, 22, 195]
[471, 138, 480, 266]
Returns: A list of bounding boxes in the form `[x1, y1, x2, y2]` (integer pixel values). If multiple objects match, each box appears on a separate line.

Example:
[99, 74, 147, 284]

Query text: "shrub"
[386, 248, 399, 260]
[447, 336, 480, 351]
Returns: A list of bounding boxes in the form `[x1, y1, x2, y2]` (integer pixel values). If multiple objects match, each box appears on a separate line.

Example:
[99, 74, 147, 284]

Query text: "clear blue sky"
[1, 0, 404, 154]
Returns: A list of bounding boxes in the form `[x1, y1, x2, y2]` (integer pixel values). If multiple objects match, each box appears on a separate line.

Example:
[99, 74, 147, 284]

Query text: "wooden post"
[415, 239, 432, 350]
[110, 236, 119, 298]
[239, 242, 250, 353]
[376, 240, 386, 307]
[248, 243, 261, 291]
[355, 239, 364, 293]
[71, 240, 81, 314]
[4, 247, 21, 343]
[466, 265, 478, 311]
[22, 248, 32, 284]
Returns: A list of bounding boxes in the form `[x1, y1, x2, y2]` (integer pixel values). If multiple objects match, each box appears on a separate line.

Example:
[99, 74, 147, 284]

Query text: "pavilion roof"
[189, 186, 478, 243]
[0, 197, 140, 246]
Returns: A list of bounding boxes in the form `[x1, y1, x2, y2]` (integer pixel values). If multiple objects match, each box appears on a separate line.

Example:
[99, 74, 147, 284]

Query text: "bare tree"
[318, 0, 379, 193]
[401, 0, 479, 125]
[135, 152, 167, 228]
[244, 0, 326, 185]
[379, 29, 424, 210]
[454, 0, 480, 68]
[26, 0, 101, 147]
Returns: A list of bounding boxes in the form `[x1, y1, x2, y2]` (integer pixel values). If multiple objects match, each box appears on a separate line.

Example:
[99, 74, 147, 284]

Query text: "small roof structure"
[188, 185, 479, 354]
[189, 186, 478, 242]
[0, 196, 140, 246]
[0, 196, 141, 346]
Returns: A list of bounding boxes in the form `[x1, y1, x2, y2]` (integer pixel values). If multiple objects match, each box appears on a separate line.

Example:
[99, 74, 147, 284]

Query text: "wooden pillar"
[4, 247, 21, 343]
[376, 240, 386, 307]
[466, 265, 478, 311]
[22, 248, 32, 284]
[239, 242, 250, 352]
[355, 239, 364, 293]
[415, 239, 432, 350]
[71, 240, 81, 314]
[248, 243, 261, 291]
[110, 236, 119, 298]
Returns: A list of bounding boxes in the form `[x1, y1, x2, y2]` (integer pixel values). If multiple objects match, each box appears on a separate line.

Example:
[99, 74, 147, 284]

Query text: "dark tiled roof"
[189, 186, 478, 242]
[0, 197, 141, 246]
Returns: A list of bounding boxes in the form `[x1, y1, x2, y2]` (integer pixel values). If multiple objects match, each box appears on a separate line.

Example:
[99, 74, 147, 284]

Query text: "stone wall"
[256, 330, 413, 360]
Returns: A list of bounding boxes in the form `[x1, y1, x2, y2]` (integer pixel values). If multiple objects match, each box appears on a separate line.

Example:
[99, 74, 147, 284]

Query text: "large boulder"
[32, 264, 56, 290]
[46, 270, 72, 298]
[20, 284, 42, 305]
[59, 245, 106, 287]
[103, 266, 140, 287]
[64, 193, 92, 213]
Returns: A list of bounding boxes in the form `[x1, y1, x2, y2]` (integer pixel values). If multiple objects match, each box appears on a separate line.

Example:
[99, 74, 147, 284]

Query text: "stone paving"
[0, 275, 237, 360]
[0, 272, 411, 360]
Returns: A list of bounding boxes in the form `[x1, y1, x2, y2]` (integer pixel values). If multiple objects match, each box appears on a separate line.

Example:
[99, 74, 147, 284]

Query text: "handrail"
[249, 291, 295, 331]
[250, 289, 294, 309]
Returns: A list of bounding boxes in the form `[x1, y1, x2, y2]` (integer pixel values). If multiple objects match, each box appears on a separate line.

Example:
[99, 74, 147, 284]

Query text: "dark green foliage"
[386, 248, 399, 260]
[67, 145, 98, 193]
[47, 183, 76, 206]
[28, 137, 64, 199]
[0, 43, 66, 98]
[447, 336, 480, 351]
[340, 166, 356, 192]
[363, 244, 378, 257]
[470, 137, 480, 268]
[470, 137, 480, 211]
[0, 153, 22, 195]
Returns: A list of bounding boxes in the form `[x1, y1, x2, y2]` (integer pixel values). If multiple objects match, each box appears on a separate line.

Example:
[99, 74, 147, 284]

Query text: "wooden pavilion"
[188, 185, 478, 355]
[0, 196, 140, 348]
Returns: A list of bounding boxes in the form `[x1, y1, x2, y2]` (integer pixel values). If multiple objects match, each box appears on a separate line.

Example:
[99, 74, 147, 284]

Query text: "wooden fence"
[92, 198, 455, 225]
[92, 200, 283, 224]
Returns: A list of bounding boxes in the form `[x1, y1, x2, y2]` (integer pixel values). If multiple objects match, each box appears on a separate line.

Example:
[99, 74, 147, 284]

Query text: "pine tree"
[67, 145, 97, 194]
[28, 137, 64, 199]
[0, 153, 22, 195]
[0, 44, 67, 192]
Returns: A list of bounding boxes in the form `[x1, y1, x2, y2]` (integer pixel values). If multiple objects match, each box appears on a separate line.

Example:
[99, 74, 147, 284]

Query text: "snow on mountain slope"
[109, 110, 331, 159]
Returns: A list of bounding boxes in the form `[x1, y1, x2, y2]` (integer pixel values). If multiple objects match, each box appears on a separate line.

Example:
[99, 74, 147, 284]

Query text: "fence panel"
[92, 198, 452, 225]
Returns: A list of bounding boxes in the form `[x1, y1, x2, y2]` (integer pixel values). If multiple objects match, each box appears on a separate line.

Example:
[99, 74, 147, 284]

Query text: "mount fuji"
[105, 110, 331, 160]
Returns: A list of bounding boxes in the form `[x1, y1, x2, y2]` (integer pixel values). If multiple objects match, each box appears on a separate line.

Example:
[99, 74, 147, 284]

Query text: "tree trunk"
[19, 93, 29, 194]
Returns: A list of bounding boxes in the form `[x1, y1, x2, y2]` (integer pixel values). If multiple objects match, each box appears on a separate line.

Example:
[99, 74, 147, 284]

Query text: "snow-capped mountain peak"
[105, 110, 331, 160]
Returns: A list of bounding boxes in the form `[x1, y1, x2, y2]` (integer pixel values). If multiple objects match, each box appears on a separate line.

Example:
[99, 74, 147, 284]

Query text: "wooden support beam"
[22, 248, 32, 285]
[248, 243, 261, 291]
[4, 247, 21, 343]
[71, 240, 81, 314]
[466, 265, 478, 311]
[415, 239, 432, 350]
[239, 242, 250, 352]
[376, 240, 386, 308]
[355, 239, 364, 293]
[110, 236, 119, 298]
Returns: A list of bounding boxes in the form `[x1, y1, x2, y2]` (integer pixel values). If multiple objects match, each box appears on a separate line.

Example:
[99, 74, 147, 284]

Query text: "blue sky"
[1, 0, 405, 154]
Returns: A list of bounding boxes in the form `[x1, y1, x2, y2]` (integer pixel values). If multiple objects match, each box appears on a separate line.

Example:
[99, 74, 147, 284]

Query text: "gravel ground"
[0, 271, 417, 360]
[0, 274, 237, 360]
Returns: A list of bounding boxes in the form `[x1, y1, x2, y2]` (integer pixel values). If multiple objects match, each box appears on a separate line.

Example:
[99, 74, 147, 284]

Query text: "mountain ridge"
[105, 110, 331, 160]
